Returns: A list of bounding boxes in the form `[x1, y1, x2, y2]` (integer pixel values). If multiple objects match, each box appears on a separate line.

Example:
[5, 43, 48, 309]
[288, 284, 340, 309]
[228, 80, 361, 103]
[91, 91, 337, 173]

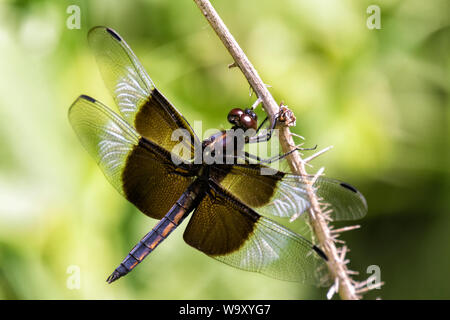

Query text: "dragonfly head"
[227, 108, 258, 131]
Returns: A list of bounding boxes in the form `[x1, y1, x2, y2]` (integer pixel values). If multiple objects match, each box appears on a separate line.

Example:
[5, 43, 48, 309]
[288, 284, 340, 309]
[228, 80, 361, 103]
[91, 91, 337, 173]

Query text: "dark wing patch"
[133, 88, 197, 160]
[121, 138, 194, 219]
[183, 183, 258, 256]
[213, 164, 367, 221]
[183, 181, 328, 284]
[88, 26, 198, 160]
[68, 95, 194, 220]
[210, 163, 285, 207]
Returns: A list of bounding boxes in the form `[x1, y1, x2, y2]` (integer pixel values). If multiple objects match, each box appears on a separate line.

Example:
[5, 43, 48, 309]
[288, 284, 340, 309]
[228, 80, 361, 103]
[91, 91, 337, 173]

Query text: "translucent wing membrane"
[88, 27, 154, 123]
[213, 164, 367, 221]
[218, 216, 328, 284]
[68, 95, 139, 191]
[255, 174, 368, 221]
[315, 177, 368, 220]
[183, 182, 328, 284]
[88, 26, 198, 160]
[68, 95, 194, 219]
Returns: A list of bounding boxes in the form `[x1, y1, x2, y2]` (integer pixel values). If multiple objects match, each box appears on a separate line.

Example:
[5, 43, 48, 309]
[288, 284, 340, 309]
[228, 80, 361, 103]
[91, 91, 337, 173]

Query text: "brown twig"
[193, 0, 364, 299]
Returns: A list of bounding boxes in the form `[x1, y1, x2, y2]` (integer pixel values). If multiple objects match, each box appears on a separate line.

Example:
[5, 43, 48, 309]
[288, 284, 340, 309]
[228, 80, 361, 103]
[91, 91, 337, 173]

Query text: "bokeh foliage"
[0, 0, 448, 299]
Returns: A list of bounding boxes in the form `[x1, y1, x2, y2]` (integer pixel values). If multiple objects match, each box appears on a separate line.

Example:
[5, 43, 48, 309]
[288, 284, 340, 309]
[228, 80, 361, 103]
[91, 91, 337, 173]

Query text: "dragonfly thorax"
[200, 129, 248, 165]
[198, 107, 258, 165]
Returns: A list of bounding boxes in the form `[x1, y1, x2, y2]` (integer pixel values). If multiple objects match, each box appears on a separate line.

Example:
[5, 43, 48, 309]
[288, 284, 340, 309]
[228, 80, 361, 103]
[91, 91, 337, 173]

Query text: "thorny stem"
[193, 0, 365, 299]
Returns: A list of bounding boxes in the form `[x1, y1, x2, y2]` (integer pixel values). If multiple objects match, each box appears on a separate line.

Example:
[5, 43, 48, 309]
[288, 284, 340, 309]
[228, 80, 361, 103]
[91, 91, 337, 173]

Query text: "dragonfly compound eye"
[227, 108, 244, 125]
[240, 114, 257, 130]
[244, 109, 258, 121]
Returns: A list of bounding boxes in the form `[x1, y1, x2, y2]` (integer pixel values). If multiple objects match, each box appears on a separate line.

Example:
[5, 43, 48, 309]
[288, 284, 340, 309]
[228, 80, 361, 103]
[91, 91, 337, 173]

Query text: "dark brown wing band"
[88, 26, 199, 161]
[183, 181, 259, 256]
[133, 88, 198, 160]
[183, 180, 328, 284]
[122, 137, 194, 219]
[213, 163, 367, 221]
[69, 94, 194, 221]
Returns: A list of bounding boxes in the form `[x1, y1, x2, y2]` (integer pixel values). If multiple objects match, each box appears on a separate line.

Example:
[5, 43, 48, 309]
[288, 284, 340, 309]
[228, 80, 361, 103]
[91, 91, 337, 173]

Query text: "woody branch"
[193, 0, 371, 300]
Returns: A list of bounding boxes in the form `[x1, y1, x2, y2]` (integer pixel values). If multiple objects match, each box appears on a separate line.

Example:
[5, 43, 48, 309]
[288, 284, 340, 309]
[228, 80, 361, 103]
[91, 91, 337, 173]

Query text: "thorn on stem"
[331, 225, 361, 234]
[304, 146, 334, 164]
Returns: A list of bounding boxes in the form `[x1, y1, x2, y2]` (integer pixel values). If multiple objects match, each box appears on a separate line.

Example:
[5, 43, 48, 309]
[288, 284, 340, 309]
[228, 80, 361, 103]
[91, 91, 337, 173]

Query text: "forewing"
[88, 26, 198, 160]
[213, 164, 367, 221]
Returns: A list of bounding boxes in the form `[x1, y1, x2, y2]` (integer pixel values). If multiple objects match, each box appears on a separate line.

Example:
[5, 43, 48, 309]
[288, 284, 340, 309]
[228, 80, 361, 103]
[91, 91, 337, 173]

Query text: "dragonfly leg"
[221, 143, 317, 166]
[246, 115, 278, 144]
[247, 104, 299, 144]
[243, 145, 317, 165]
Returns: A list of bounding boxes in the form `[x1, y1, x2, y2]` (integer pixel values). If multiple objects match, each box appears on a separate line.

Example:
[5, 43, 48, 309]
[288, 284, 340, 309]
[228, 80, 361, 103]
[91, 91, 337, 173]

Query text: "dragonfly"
[69, 26, 367, 285]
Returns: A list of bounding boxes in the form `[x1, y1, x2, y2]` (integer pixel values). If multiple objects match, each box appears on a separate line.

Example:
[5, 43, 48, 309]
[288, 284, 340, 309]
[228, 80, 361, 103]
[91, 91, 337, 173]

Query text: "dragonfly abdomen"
[106, 179, 206, 283]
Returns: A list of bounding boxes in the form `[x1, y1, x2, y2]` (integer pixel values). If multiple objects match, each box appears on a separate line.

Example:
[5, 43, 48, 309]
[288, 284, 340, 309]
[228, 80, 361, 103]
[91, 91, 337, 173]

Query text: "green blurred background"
[0, 0, 448, 299]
